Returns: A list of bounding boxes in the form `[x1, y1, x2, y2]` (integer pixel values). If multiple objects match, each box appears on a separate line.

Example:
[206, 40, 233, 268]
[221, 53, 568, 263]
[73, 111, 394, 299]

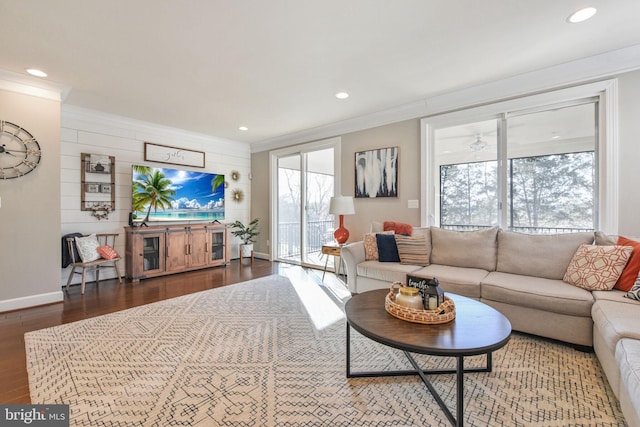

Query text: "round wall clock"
[0, 121, 42, 179]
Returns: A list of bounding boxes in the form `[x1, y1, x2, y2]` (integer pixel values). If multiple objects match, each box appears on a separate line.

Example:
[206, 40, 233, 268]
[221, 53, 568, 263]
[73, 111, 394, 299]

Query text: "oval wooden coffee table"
[345, 290, 512, 427]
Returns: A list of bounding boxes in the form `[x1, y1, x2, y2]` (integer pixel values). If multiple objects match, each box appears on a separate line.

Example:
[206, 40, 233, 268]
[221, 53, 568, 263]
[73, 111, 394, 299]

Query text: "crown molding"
[62, 105, 249, 152]
[0, 69, 70, 102]
[251, 43, 640, 153]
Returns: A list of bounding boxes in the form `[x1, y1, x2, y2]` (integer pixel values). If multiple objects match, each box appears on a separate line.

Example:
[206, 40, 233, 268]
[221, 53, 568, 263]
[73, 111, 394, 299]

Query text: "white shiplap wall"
[60, 106, 252, 285]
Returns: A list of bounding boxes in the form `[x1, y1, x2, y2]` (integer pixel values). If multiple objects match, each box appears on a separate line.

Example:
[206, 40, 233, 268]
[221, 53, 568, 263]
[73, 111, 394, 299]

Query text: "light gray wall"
[341, 119, 421, 243]
[252, 70, 640, 257]
[0, 89, 62, 310]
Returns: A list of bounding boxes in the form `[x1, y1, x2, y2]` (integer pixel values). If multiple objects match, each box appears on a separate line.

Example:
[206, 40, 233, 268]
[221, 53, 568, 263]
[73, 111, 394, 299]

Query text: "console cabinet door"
[125, 230, 166, 280]
[207, 228, 226, 266]
[189, 227, 209, 269]
[166, 228, 189, 272]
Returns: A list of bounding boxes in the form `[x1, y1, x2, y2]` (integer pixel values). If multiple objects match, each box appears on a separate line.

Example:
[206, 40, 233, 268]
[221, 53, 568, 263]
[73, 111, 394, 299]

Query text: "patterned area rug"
[26, 274, 626, 426]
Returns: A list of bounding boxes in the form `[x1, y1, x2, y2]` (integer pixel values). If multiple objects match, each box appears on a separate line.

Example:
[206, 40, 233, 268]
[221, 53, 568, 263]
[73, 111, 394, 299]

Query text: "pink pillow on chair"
[97, 245, 119, 260]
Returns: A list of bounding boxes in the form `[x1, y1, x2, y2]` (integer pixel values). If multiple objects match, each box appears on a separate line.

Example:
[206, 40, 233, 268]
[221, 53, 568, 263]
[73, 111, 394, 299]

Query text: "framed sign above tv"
[144, 142, 205, 168]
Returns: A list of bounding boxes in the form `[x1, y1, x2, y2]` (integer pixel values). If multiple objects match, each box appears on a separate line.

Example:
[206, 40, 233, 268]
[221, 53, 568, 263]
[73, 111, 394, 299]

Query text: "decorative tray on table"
[385, 282, 456, 324]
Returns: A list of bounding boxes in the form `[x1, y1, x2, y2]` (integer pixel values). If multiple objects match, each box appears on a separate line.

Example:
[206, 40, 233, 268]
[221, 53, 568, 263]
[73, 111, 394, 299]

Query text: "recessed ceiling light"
[567, 7, 597, 23]
[335, 92, 349, 99]
[239, 126, 248, 131]
[26, 68, 47, 77]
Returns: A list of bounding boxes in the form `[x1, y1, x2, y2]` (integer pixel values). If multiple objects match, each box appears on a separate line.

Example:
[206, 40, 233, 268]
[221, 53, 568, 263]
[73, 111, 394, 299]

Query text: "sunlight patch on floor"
[283, 266, 345, 331]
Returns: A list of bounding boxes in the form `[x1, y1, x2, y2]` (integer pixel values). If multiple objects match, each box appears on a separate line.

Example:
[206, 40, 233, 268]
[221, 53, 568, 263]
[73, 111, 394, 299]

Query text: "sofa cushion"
[384, 221, 413, 236]
[395, 235, 430, 266]
[592, 300, 640, 353]
[481, 271, 594, 317]
[595, 231, 618, 246]
[615, 236, 640, 291]
[376, 233, 400, 262]
[371, 221, 384, 233]
[592, 289, 639, 304]
[616, 339, 640, 427]
[563, 244, 632, 291]
[430, 226, 498, 271]
[363, 231, 394, 260]
[356, 260, 422, 284]
[626, 282, 640, 302]
[496, 230, 594, 280]
[411, 264, 488, 298]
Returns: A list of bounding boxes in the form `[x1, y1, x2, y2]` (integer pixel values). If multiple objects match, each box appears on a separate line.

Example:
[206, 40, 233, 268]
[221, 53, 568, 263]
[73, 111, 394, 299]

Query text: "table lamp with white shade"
[329, 196, 355, 244]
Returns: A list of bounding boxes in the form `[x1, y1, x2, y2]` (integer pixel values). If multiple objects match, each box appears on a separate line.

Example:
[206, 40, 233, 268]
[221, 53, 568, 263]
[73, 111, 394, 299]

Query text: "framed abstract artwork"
[355, 146, 398, 198]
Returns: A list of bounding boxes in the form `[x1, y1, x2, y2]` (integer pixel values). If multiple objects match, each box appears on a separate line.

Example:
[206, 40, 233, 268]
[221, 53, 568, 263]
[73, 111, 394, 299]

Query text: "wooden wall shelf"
[81, 153, 115, 212]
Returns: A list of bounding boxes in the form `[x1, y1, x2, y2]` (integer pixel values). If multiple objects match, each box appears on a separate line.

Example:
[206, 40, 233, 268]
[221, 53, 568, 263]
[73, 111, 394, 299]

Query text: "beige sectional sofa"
[341, 224, 640, 426]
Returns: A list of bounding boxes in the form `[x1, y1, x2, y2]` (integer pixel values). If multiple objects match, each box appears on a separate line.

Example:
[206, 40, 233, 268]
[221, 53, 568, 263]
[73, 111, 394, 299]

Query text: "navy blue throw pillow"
[376, 233, 400, 262]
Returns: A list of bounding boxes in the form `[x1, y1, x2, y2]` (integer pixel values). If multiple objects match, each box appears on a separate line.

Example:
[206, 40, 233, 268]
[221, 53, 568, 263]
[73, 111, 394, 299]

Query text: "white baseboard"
[0, 291, 64, 313]
[232, 251, 270, 261]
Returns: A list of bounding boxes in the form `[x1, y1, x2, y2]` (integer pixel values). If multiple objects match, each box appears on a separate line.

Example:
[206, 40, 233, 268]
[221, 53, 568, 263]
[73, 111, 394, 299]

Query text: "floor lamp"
[329, 196, 355, 244]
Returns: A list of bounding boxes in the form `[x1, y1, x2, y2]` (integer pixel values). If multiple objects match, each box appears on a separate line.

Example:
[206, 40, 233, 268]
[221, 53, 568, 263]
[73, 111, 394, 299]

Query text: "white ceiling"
[1, 0, 640, 146]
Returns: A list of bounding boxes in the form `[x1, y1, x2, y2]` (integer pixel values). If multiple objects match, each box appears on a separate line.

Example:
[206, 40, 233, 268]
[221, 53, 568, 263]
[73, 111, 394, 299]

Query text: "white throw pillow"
[75, 234, 101, 262]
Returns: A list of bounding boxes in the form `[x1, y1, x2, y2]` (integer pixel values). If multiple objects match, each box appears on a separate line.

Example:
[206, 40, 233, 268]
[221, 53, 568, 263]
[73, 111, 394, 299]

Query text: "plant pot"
[240, 243, 254, 257]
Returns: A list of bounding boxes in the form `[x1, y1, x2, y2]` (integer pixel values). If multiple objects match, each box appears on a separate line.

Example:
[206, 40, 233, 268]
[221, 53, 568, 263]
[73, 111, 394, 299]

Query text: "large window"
[422, 81, 618, 234]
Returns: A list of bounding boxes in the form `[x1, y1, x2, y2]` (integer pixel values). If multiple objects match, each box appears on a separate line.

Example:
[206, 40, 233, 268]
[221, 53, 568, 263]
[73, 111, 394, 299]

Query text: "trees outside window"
[433, 100, 597, 234]
[440, 151, 594, 232]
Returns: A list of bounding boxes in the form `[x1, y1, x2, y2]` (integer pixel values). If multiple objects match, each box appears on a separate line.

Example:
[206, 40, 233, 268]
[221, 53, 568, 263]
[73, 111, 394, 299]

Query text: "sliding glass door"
[273, 140, 338, 268]
[277, 154, 302, 262]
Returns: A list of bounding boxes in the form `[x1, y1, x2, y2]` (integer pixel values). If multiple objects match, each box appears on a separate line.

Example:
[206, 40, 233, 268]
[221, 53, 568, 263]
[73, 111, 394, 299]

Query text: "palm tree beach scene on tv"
[132, 164, 225, 223]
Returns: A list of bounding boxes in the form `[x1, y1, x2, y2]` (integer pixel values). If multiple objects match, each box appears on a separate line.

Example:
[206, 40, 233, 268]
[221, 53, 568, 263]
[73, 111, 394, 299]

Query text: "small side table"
[321, 243, 344, 281]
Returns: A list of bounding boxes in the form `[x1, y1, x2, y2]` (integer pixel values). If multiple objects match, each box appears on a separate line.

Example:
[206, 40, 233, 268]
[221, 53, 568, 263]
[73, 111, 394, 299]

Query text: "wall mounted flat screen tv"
[131, 164, 224, 222]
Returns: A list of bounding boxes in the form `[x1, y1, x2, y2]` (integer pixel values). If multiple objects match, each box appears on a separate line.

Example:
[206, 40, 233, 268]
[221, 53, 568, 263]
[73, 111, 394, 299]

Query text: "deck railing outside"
[278, 219, 334, 259]
[441, 224, 593, 233]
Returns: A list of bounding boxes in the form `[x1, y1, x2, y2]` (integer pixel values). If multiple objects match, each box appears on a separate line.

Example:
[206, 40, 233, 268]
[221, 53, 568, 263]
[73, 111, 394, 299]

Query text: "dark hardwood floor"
[0, 259, 283, 404]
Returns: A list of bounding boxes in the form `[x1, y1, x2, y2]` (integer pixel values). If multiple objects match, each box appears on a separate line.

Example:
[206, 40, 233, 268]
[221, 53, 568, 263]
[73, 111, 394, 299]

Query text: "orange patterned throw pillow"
[363, 231, 394, 260]
[97, 245, 119, 260]
[563, 244, 632, 291]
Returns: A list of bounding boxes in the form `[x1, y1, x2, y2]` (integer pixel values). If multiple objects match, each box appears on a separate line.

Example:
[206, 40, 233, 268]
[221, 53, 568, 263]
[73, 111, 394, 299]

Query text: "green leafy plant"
[132, 170, 177, 222]
[230, 218, 260, 244]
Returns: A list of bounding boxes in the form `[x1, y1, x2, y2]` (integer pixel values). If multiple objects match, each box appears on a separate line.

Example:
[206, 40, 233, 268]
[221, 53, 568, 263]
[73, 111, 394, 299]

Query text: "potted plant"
[230, 218, 260, 257]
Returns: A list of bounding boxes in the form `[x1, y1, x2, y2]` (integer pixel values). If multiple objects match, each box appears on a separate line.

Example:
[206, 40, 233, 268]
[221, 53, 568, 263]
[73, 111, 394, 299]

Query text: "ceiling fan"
[469, 134, 488, 152]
